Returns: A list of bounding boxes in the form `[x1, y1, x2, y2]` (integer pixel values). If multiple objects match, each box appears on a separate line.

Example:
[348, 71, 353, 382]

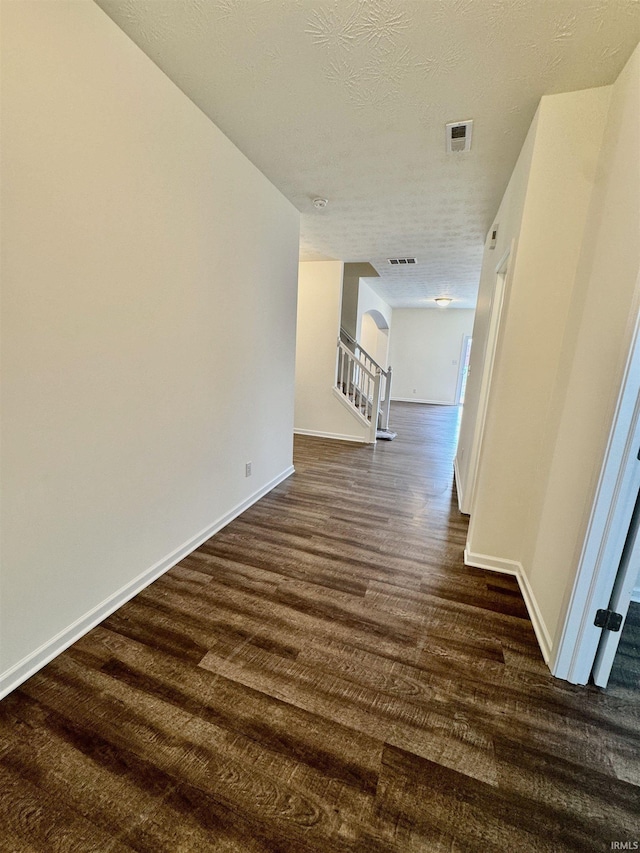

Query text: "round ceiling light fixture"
[434, 297, 453, 306]
[312, 197, 328, 209]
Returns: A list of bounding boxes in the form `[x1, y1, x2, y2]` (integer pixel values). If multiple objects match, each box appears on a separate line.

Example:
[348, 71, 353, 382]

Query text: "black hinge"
[594, 608, 623, 631]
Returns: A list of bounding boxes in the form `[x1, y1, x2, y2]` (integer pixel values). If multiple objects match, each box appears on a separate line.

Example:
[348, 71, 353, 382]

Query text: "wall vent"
[388, 257, 417, 265]
[446, 120, 473, 153]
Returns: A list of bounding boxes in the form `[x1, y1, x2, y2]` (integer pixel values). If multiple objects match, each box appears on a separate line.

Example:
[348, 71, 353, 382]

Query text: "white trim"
[294, 428, 368, 444]
[464, 548, 552, 664]
[455, 334, 472, 405]
[463, 548, 520, 576]
[0, 466, 295, 700]
[391, 397, 456, 405]
[517, 565, 553, 665]
[331, 386, 373, 431]
[462, 241, 514, 515]
[552, 283, 640, 684]
[453, 457, 466, 514]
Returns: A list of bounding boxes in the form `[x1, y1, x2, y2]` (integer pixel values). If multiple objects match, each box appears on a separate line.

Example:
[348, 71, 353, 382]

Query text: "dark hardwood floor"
[1, 402, 638, 852]
[610, 601, 640, 691]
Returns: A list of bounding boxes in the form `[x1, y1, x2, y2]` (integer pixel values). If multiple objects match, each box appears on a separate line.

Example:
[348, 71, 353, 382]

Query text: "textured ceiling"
[94, 0, 640, 308]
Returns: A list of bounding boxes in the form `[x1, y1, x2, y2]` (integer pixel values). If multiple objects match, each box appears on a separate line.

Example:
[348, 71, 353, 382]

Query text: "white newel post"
[381, 366, 392, 431]
[369, 370, 382, 443]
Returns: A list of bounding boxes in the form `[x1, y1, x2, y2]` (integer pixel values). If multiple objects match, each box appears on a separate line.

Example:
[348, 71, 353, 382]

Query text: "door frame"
[592, 485, 640, 686]
[455, 334, 473, 405]
[461, 242, 513, 515]
[552, 288, 640, 684]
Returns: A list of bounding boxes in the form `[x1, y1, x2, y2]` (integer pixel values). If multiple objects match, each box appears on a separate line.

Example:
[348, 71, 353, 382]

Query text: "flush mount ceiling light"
[312, 197, 328, 209]
[434, 297, 453, 306]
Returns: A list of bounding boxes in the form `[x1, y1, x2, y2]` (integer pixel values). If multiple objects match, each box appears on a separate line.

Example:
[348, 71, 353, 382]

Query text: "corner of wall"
[463, 549, 553, 664]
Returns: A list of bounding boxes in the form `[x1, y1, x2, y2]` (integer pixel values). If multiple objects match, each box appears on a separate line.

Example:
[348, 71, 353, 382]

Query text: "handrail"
[335, 340, 382, 441]
[336, 330, 393, 434]
[339, 327, 388, 376]
[339, 326, 356, 345]
[336, 340, 377, 381]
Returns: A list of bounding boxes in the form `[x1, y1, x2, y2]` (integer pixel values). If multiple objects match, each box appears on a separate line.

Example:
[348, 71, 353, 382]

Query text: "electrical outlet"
[245, 462, 252, 477]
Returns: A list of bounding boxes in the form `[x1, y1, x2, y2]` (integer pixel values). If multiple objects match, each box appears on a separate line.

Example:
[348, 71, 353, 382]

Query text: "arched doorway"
[360, 309, 389, 369]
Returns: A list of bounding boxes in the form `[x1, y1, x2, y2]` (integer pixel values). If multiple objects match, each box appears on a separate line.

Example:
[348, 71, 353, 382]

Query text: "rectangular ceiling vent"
[388, 257, 417, 265]
[446, 120, 473, 153]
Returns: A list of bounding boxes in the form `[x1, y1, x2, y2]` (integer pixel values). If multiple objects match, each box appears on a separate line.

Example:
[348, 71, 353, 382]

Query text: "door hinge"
[594, 608, 623, 632]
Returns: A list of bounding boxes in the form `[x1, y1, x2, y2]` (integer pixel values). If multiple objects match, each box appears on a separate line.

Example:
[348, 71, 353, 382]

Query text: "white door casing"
[552, 285, 640, 685]
[462, 243, 514, 515]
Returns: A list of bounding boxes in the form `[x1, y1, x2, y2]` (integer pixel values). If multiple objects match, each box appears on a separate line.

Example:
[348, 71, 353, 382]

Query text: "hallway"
[0, 403, 638, 852]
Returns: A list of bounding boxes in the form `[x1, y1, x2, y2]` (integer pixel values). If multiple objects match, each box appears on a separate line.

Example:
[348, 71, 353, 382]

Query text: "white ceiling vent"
[388, 257, 417, 265]
[446, 120, 473, 153]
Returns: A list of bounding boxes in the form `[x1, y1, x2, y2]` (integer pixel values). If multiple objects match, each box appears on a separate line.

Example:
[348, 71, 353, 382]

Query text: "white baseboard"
[453, 457, 468, 515]
[464, 549, 520, 576]
[391, 397, 456, 406]
[0, 466, 295, 700]
[464, 548, 553, 664]
[631, 586, 640, 604]
[294, 428, 368, 444]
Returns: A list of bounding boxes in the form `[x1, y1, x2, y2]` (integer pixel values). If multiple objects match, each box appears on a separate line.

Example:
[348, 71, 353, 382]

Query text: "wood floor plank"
[198, 640, 499, 786]
[0, 691, 178, 851]
[72, 625, 383, 797]
[15, 657, 381, 852]
[2, 402, 638, 851]
[378, 744, 570, 853]
[0, 758, 137, 853]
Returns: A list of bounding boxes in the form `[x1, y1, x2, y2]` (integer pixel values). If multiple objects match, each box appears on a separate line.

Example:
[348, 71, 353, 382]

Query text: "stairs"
[335, 329, 394, 443]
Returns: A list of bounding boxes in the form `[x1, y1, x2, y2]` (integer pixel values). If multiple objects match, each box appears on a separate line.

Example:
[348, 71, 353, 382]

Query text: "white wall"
[526, 45, 640, 651]
[389, 309, 475, 404]
[357, 279, 392, 332]
[357, 278, 392, 372]
[340, 263, 378, 340]
[461, 70, 640, 664]
[294, 261, 369, 443]
[360, 314, 384, 366]
[455, 113, 538, 513]
[0, 0, 299, 695]
[466, 87, 611, 583]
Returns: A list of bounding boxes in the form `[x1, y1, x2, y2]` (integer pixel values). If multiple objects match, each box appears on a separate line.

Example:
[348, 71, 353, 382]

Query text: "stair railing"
[338, 328, 393, 432]
[336, 340, 381, 442]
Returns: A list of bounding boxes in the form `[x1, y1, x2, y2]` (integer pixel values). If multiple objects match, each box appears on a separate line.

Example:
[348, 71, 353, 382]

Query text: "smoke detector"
[313, 197, 328, 209]
[446, 120, 473, 153]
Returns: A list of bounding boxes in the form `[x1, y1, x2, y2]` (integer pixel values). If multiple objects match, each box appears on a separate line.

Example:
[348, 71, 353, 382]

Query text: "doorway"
[458, 243, 512, 515]
[607, 599, 640, 690]
[456, 335, 472, 405]
[552, 308, 640, 687]
[360, 310, 389, 370]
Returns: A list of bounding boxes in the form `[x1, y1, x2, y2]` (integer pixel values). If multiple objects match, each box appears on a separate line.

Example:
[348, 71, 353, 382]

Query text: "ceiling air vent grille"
[446, 120, 473, 153]
[388, 257, 417, 265]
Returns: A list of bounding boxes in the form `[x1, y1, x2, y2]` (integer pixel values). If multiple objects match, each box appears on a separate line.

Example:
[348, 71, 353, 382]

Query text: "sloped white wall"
[1, 0, 299, 694]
